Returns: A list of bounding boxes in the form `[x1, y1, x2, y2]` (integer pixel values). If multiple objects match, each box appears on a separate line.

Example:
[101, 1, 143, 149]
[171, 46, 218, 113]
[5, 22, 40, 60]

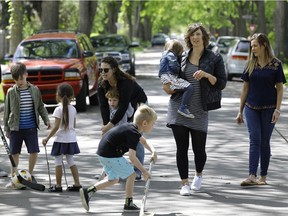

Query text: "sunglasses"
[99, 68, 111, 73]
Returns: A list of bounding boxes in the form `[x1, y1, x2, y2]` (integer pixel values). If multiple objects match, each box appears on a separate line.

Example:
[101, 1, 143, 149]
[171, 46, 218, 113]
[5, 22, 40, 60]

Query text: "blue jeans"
[244, 106, 275, 176]
[134, 142, 144, 176]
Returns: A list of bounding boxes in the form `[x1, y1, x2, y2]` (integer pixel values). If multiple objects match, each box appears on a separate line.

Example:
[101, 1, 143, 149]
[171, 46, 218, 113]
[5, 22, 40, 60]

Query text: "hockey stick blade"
[0, 126, 45, 191]
[139, 162, 154, 216]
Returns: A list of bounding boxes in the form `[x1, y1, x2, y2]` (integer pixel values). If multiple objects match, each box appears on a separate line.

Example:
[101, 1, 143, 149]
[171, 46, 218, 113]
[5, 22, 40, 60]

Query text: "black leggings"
[171, 125, 207, 180]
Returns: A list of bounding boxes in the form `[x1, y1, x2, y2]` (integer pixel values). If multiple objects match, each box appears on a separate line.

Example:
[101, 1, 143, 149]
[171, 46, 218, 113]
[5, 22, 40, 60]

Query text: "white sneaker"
[5, 181, 16, 189]
[179, 184, 191, 196]
[191, 175, 202, 191]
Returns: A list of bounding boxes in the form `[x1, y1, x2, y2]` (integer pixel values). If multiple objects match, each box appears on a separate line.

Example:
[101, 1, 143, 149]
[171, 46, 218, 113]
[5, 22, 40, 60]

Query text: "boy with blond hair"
[80, 104, 157, 212]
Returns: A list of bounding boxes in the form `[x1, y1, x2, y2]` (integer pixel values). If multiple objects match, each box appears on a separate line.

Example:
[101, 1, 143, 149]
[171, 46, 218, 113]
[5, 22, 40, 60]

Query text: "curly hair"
[184, 23, 210, 49]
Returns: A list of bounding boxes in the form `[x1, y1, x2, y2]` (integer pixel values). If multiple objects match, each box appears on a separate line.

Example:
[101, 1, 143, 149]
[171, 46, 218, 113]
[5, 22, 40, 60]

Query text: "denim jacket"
[158, 50, 181, 77]
[180, 48, 227, 111]
[4, 82, 50, 132]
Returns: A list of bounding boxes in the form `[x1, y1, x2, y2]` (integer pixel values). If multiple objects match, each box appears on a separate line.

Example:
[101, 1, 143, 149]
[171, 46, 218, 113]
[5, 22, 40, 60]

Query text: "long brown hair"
[99, 56, 135, 90]
[56, 83, 74, 130]
[246, 33, 274, 75]
[184, 23, 210, 49]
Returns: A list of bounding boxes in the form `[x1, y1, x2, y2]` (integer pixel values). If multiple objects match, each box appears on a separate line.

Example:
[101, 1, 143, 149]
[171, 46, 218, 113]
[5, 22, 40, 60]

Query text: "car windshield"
[14, 39, 80, 59]
[235, 41, 250, 52]
[91, 36, 126, 48]
[218, 38, 237, 47]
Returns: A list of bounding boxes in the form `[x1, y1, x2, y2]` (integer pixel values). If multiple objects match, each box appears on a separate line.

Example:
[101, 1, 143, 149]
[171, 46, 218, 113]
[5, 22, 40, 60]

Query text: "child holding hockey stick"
[80, 104, 158, 212]
[42, 83, 81, 192]
[4, 62, 50, 188]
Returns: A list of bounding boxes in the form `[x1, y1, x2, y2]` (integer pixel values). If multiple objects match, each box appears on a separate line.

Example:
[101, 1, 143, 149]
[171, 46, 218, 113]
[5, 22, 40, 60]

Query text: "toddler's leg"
[178, 85, 194, 118]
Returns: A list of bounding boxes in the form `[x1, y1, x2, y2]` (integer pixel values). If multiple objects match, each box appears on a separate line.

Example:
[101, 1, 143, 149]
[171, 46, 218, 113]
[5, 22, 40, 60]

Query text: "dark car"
[1, 31, 99, 112]
[90, 34, 139, 76]
[151, 33, 170, 47]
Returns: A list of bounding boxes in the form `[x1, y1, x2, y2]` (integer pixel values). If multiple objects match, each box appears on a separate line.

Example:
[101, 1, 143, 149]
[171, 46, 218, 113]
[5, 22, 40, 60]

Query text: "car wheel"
[89, 93, 99, 106]
[129, 63, 135, 77]
[76, 80, 87, 112]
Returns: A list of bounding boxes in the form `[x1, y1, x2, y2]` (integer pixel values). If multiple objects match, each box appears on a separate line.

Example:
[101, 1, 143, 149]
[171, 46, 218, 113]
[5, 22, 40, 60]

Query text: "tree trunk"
[41, 1, 59, 31]
[107, 1, 122, 34]
[255, 1, 267, 34]
[9, 0, 23, 54]
[274, 0, 288, 60]
[79, 1, 97, 37]
[0, 1, 9, 29]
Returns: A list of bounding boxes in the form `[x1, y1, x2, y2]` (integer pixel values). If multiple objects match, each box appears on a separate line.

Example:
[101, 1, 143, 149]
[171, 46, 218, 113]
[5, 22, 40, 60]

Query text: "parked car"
[1, 30, 99, 112]
[151, 33, 170, 47]
[90, 34, 139, 76]
[212, 36, 246, 54]
[224, 39, 250, 81]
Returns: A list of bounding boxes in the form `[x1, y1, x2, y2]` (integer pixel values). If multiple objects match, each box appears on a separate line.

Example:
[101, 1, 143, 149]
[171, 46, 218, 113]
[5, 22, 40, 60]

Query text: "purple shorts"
[10, 128, 39, 154]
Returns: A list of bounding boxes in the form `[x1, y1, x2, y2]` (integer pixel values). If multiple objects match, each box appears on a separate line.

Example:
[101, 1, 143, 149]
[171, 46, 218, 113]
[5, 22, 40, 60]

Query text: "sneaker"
[48, 185, 63, 192]
[191, 175, 202, 191]
[123, 203, 140, 212]
[135, 174, 142, 181]
[179, 184, 191, 196]
[80, 187, 95, 212]
[5, 181, 16, 189]
[177, 106, 195, 118]
[0, 170, 8, 177]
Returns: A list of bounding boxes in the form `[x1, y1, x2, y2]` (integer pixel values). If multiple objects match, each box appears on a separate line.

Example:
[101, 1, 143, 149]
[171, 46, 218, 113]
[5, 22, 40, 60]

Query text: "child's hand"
[150, 151, 157, 163]
[142, 170, 151, 181]
[5, 131, 10, 139]
[42, 138, 48, 146]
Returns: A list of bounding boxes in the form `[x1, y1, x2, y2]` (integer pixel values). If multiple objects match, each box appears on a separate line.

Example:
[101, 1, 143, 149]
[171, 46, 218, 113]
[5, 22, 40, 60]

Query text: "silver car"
[225, 39, 250, 81]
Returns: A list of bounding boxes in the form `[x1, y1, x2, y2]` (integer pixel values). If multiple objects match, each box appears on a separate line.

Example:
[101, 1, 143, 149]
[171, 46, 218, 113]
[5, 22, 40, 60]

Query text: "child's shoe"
[123, 203, 140, 212]
[48, 185, 63, 192]
[79, 186, 95, 212]
[177, 106, 194, 118]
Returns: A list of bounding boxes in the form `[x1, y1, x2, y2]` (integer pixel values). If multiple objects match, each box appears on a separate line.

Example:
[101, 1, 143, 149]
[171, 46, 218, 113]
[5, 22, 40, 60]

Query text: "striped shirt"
[167, 62, 208, 132]
[19, 88, 36, 129]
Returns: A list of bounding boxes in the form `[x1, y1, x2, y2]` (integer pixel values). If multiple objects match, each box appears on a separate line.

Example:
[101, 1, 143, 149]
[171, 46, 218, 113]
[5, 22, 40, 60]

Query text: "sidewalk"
[1, 74, 288, 215]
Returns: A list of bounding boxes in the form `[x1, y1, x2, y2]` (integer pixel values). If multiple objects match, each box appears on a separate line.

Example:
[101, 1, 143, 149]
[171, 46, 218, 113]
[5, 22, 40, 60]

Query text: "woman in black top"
[163, 23, 226, 195]
[97, 56, 147, 179]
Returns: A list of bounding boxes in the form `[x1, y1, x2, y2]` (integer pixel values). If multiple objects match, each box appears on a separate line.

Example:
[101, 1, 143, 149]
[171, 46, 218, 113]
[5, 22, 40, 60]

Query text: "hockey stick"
[139, 161, 154, 216]
[274, 126, 288, 144]
[0, 126, 45, 191]
[44, 146, 52, 188]
[62, 160, 68, 188]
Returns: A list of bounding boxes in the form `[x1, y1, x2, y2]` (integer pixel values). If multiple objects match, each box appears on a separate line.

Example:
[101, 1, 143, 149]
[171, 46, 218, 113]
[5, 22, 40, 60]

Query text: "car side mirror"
[220, 49, 228, 55]
[82, 50, 94, 58]
[4, 53, 13, 61]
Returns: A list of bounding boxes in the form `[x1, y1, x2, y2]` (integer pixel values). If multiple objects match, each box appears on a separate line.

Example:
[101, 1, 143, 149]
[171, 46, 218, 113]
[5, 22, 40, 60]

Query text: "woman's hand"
[271, 109, 280, 123]
[236, 112, 244, 125]
[193, 70, 208, 81]
[162, 83, 175, 95]
[101, 122, 114, 135]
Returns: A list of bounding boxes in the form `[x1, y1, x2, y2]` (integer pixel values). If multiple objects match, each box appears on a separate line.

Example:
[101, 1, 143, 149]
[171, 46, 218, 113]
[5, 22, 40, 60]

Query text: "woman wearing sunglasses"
[97, 56, 148, 180]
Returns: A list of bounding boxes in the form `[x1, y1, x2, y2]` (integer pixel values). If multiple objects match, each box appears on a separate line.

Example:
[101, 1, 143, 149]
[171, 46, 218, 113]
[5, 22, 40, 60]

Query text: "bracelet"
[275, 109, 281, 114]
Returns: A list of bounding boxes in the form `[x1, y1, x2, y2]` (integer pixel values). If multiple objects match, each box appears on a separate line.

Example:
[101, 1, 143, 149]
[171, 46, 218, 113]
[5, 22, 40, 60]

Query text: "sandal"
[48, 185, 63, 192]
[240, 176, 258, 186]
[66, 185, 82, 192]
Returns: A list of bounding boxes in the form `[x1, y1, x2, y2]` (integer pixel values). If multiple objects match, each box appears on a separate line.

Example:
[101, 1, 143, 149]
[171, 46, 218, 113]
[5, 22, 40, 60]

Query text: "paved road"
[0, 47, 288, 216]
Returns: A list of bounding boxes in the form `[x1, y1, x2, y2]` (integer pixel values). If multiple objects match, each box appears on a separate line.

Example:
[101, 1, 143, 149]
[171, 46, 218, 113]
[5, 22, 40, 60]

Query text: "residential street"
[0, 47, 288, 216]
